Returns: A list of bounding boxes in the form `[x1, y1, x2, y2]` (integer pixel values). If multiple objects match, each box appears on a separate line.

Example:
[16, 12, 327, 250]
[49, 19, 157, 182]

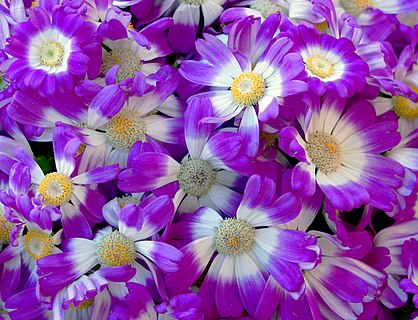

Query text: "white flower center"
[117, 195, 140, 209]
[105, 110, 147, 151]
[39, 40, 65, 67]
[392, 85, 418, 120]
[215, 219, 255, 255]
[0, 207, 13, 244]
[96, 231, 136, 267]
[250, 0, 286, 18]
[306, 131, 342, 174]
[101, 48, 142, 83]
[177, 159, 216, 197]
[38, 172, 74, 207]
[231, 72, 265, 106]
[24, 229, 55, 261]
[339, 0, 373, 17]
[178, 0, 204, 4]
[305, 55, 335, 79]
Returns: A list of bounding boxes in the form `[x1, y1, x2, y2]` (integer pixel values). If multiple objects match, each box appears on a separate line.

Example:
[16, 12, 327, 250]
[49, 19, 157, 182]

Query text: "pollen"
[101, 48, 142, 83]
[231, 72, 266, 106]
[393, 86, 418, 120]
[250, 0, 286, 18]
[24, 229, 55, 261]
[38, 172, 74, 207]
[96, 231, 136, 267]
[117, 195, 140, 209]
[71, 299, 94, 309]
[0, 207, 13, 244]
[178, 0, 205, 5]
[306, 131, 343, 174]
[39, 40, 65, 67]
[340, 0, 372, 17]
[305, 55, 335, 79]
[215, 219, 255, 255]
[177, 158, 216, 197]
[260, 131, 278, 148]
[314, 21, 328, 32]
[105, 110, 147, 151]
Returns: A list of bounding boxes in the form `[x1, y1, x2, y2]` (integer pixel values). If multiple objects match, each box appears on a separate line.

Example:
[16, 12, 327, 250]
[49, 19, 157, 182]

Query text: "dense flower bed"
[0, 0, 418, 319]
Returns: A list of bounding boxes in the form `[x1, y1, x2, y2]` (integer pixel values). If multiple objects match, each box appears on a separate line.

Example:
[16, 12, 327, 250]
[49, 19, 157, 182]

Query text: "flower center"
[0, 74, 10, 92]
[96, 231, 136, 267]
[0, 207, 13, 244]
[101, 48, 142, 83]
[306, 131, 342, 173]
[305, 55, 335, 79]
[105, 110, 147, 151]
[392, 86, 418, 120]
[38, 172, 74, 207]
[117, 195, 140, 209]
[340, 0, 372, 17]
[39, 40, 65, 67]
[24, 229, 55, 261]
[231, 72, 265, 106]
[71, 299, 94, 309]
[178, 0, 205, 5]
[260, 131, 278, 148]
[250, 0, 286, 18]
[215, 219, 255, 255]
[314, 21, 328, 32]
[177, 159, 216, 197]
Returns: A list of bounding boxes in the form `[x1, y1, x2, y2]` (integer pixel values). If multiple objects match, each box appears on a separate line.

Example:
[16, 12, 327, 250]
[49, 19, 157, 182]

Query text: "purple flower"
[166, 175, 320, 319]
[4, 6, 100, 97]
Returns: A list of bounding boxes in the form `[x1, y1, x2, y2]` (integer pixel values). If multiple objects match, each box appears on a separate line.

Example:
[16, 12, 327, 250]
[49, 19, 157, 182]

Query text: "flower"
[280, 93, 410, 212]
[4, 6, 100, 96]
[166, 175, 320, 319]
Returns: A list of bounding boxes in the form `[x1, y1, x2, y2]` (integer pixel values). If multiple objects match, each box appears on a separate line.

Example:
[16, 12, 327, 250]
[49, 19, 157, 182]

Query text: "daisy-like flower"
[4, 6, 100, 97]
[61, 67, 183, 168]
[180, 34, 307, 157]
[166, 175, 320, 319]
[101, 18, 173, 82]
[332, 0, 418, 18]
[280, 93, 409, 212]
[118, 97, 248, 216]
[36, 195, 182, 300]
[288, 24, 369, 97]
[4, 128, 120, 239]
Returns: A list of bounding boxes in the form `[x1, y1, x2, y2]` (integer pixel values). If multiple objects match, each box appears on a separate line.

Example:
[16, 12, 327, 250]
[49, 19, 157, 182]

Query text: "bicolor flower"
[1, 128, 120, 239]
[166, 175, 320, 319]
[332, 0, 418, 18]
[37, 195, 182, 300]
[288, 24, 369, 97]
[280, 93, 408, 212]
[180, 33, 307, 157]
[4, 6, 100, 96]
[118, 97, 248, 216]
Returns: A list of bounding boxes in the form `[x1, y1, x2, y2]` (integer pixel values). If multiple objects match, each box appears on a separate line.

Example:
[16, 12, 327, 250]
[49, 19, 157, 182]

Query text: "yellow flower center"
[101, 48, 142, 83]
[39, 40, 65, 67]
[24, 229, 55, 261]
[314, 21, 328, 32]
[0, 207, 13, 244]
[96, 231, 136, 267]
[231, 72, 265, 106]
[340, 0, 372, 17]
[38, 172, 74, 207]
[260, 131, 278, 148]
[215, 219, 255, 255]
[71, 299, 94, 309]
[305, 55, 335, 79]
[306, 131, 343, 174]
[105, 110, 147, 151]
[31, 0, 39, 7]
[392, 86, 418, 120]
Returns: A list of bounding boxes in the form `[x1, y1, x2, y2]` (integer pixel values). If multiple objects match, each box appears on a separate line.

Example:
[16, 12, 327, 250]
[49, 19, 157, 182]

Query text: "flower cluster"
[0, 0, 417, 319]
